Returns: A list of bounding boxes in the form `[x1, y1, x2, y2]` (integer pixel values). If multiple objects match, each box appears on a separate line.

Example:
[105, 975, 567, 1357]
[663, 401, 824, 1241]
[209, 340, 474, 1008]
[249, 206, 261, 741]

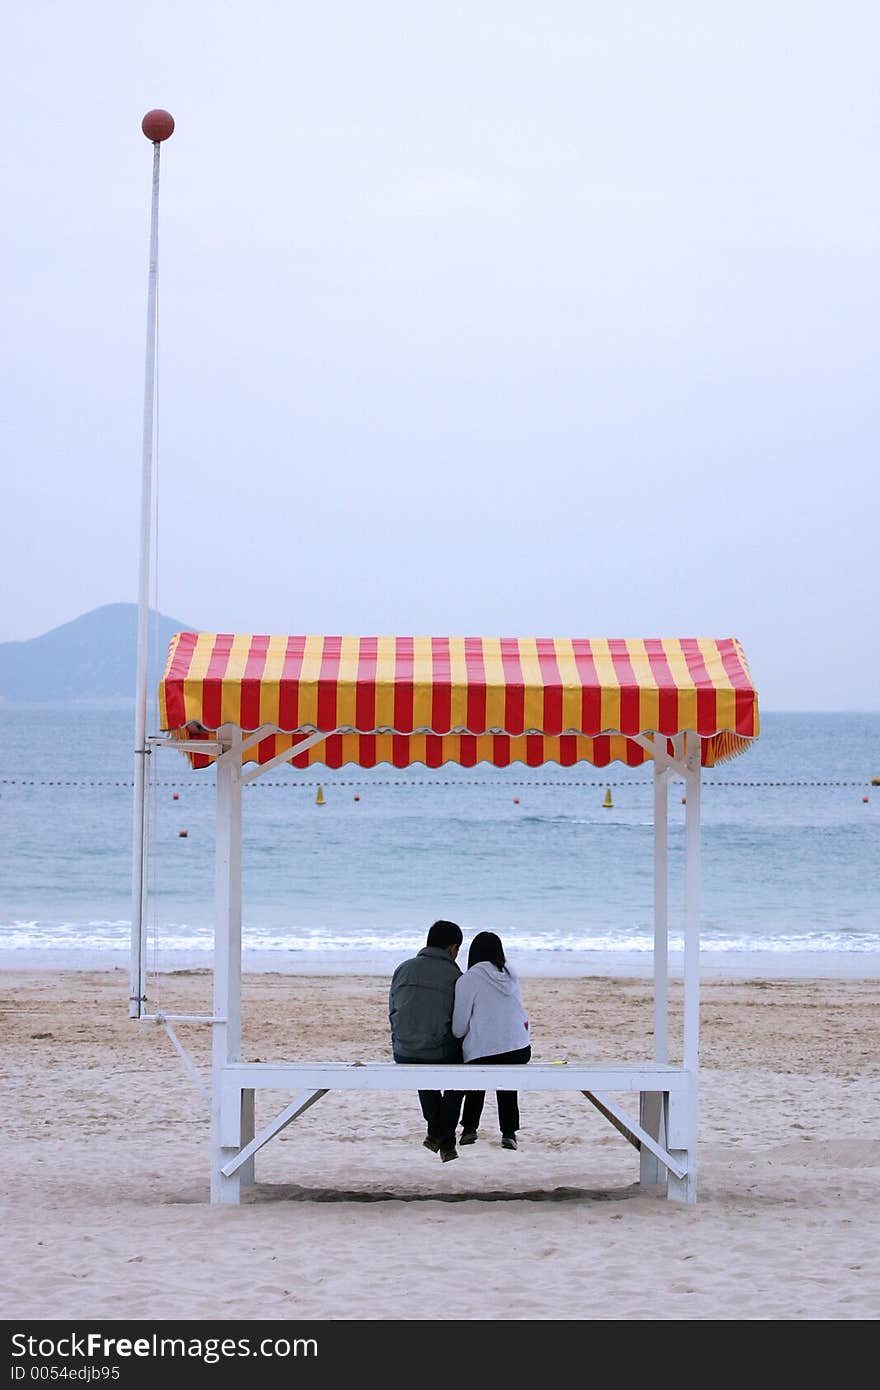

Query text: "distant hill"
[0, 604, 196, 703]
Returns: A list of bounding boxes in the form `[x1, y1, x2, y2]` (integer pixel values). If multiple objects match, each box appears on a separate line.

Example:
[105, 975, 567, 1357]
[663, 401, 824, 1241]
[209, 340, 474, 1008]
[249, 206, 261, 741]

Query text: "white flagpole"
[130, 110, 174, 1019]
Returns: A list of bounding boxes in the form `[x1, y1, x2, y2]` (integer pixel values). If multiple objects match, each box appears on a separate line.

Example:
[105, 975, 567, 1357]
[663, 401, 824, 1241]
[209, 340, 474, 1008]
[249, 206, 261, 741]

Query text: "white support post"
[652, 759, 669, 1066]
[641, 756, 670, 1186]
[129, 140, 162, 1021]
[211, 726, 244, 1204]
[239, 1089, 255, 1188]
[668, 734, 702, 1203]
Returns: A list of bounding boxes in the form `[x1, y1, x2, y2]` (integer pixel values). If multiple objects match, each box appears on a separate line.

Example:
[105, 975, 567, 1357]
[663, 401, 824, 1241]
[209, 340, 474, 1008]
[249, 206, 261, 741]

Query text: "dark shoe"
[440, 1146, 458, 1163]
[459, 1130, 478, 1145]
[423, 1136, 441, 1153]
[501, 1135, 518, 1150]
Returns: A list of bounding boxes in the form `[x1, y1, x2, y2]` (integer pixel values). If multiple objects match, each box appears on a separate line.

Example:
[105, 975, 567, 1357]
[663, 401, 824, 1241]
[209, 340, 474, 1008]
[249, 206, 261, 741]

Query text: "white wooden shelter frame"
[128, 122, 734, 1209]
[139, 721, 705, 1206]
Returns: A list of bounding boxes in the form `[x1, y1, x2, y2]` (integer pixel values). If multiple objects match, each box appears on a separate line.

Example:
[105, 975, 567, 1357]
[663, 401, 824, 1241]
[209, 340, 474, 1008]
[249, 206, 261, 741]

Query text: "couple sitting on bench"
[389, 920, 531, 1163]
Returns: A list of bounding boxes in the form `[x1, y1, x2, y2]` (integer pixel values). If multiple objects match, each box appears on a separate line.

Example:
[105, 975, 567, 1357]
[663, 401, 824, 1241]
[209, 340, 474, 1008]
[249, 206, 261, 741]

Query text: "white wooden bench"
[214, 1061, 696, 1203]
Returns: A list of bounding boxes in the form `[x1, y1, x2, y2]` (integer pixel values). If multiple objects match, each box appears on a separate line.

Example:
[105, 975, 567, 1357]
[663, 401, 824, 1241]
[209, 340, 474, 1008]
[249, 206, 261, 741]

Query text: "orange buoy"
[863, 796, 869, 804]
[681, 796, 686, 804]
[178, 829, 188, 838]
[353, 794, 360, 801]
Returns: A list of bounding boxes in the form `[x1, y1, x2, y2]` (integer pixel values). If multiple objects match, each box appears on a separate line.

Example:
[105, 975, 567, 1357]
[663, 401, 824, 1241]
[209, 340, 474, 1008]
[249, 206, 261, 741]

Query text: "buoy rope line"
[1, 778, 874, 790]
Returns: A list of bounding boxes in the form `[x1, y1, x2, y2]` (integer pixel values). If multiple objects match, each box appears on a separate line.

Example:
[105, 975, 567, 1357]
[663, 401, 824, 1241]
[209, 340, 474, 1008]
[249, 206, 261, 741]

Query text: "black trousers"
[394, 1055, 463, 1148]
[461, 1045, 531, 1137]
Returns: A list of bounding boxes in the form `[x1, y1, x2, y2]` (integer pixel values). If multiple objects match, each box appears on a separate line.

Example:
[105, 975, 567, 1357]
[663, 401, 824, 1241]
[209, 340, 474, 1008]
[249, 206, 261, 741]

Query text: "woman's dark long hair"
[468, 931, 507, 972]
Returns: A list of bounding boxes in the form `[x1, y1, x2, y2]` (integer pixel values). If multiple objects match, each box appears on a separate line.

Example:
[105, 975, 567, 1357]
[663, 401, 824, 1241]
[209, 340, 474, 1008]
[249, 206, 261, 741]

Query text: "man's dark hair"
[426, 920, 463, 949]
[467, 930, 506, 971]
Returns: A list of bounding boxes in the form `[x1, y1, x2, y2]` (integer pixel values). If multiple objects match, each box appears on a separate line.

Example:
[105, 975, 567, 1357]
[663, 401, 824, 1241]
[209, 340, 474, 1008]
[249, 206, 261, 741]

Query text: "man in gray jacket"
[389, 920, 464, 1162]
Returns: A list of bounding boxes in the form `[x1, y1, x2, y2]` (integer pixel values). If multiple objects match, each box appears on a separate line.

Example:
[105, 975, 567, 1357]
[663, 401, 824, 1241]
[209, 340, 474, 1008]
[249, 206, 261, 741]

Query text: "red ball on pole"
[141, 109, 175, 142]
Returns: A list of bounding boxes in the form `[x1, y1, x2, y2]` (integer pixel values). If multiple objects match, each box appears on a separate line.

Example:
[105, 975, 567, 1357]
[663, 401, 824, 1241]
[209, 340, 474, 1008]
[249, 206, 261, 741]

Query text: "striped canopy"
[159, 634, 759, 770]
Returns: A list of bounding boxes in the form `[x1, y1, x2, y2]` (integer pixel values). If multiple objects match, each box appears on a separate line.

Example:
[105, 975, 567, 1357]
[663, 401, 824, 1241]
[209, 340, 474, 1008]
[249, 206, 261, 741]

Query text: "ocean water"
[0, 706, 878, 977]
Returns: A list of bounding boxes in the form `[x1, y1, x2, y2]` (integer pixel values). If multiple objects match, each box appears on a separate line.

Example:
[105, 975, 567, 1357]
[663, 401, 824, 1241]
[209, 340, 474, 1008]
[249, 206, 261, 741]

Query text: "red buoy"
[172, 792, 179, 800]
[863, 796, 869, 804]
[178, 829, 188, 838]
[353, 794, 360, 801]
[141, 109, 175, 142]
[513, 797, 520, 804]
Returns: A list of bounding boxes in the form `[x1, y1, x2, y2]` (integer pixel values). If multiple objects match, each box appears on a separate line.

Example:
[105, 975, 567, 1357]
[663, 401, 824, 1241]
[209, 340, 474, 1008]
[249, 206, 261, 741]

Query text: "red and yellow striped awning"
[159, 634, 759, 770]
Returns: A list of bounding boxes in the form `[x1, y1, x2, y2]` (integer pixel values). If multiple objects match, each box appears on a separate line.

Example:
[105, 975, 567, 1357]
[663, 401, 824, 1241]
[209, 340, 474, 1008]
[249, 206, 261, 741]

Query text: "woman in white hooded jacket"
[451, 931, 531, 1149]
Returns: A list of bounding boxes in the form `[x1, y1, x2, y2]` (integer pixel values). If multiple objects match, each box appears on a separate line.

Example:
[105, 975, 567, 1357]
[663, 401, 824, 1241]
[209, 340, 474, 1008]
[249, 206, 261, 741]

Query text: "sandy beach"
[2, 969, 879, 1322]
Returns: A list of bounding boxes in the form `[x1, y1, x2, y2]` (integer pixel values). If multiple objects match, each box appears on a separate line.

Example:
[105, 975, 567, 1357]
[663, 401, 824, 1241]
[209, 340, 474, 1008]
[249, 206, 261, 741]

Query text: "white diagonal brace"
[217, 726, 278, 765]
[632, 733, 688, 779]
[163, 1021, 210, 1105]
[584, 1090, 641, 1148]
[241, 731, 329, 784]
[220, 1088, 329, 1177]
[582, 1090, 686, 1180]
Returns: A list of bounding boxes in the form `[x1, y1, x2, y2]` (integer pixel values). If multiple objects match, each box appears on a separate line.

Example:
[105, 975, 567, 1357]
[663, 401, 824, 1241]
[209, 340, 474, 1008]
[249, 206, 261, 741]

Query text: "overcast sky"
[2, 2, 877, 710]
